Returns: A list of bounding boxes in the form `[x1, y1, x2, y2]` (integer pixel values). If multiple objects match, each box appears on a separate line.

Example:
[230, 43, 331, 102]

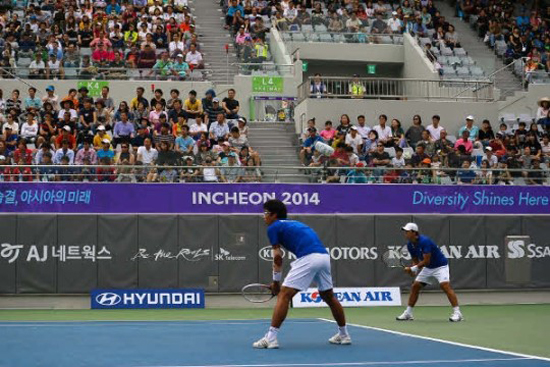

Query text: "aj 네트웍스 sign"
[0, 183, 549, 214]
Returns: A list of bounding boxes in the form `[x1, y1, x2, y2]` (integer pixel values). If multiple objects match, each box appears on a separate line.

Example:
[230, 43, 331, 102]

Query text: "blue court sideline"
[0, 319, 548, 367]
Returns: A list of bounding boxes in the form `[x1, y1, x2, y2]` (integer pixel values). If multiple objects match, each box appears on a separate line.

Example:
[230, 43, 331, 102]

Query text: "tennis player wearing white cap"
[396, 222, 463, 322]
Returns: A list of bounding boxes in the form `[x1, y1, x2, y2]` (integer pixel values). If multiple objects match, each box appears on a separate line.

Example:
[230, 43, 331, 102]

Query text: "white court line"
[0, 319, 313, 327]
[138, 357, 532, 367]
[317, 318, 550, 362]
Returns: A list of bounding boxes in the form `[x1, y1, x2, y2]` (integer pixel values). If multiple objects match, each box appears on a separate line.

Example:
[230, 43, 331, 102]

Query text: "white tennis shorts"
[283, 253, 333, 291]
[415, 265, 450, 285]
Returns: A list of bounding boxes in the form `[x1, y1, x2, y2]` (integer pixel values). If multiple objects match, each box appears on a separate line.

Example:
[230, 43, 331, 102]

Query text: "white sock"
[266, 326, 279, 341]
[406, 306, 414, 314]
[338, 325, 348, 336]
[453, 306, 460, 313]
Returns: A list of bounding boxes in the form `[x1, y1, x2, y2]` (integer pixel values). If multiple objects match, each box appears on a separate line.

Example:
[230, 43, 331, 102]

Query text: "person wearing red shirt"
[55, 126, 77, 149]
[12, 139, 34, 165]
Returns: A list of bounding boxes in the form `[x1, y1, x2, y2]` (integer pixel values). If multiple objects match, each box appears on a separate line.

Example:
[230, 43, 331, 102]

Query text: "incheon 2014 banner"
[0, 183, 549, 214]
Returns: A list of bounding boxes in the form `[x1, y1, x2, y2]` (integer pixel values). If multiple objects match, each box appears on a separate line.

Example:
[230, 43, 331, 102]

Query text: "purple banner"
[0, 183, 549, 214]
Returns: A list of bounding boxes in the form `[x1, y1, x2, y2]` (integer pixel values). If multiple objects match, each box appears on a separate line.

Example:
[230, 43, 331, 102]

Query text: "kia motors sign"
[293, 287, 401, 308]
[91, 289, 205, 309]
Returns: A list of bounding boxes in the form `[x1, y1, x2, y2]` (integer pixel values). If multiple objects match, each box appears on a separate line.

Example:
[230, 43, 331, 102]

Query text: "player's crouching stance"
[396, 223, 464, 323]
[253, 199, 351, 349]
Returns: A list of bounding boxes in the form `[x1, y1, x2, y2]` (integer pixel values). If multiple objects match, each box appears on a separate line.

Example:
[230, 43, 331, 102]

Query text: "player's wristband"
[410, 265, 419, 274]
[273, 271, 282, 282]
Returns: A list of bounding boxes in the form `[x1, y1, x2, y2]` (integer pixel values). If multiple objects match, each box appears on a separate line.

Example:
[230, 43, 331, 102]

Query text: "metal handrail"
[299, 76, 494, 102]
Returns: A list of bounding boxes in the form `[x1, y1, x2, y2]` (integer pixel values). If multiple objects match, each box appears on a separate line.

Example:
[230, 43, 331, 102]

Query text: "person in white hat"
[536, 97, 550, 122]
[458, 115, 479, 140]
[396, 222, 463, 322]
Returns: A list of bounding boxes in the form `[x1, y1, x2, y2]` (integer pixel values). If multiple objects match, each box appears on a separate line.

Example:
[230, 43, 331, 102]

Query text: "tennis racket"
[241, 283, 276, 303]
[381, 245, 410, 269]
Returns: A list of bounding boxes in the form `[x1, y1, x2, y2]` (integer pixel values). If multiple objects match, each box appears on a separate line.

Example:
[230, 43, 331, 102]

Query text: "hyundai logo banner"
[292, 287, 401, 308]
[91, 289, 205, 309]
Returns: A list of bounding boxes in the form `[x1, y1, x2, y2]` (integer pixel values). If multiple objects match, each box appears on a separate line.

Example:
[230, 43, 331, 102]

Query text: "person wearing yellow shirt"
[349, 74, 365, 99]
[184, 90, 203, 124]
[93, 125, 112, 150]
[253, 37, 268, 63]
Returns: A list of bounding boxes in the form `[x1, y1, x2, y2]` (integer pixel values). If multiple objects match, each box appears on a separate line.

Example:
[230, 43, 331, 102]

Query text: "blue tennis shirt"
[407, 235, 448, 269]
[267, 220, 328, 258]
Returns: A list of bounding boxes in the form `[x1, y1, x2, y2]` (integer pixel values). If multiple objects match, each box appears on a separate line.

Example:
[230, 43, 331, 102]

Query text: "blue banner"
[91, 289, 205, 309]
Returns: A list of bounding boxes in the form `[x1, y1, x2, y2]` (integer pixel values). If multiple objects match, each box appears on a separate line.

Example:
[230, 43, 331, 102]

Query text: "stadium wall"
[1, 214, 548, 294]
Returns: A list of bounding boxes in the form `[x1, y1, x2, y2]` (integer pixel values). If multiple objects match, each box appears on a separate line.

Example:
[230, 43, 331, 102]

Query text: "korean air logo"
[95, 292, 122, 306]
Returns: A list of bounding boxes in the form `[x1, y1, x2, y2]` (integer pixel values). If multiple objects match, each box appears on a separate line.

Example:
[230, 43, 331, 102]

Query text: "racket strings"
[382, 249, 408, 267]
[242, 284, 273, 303]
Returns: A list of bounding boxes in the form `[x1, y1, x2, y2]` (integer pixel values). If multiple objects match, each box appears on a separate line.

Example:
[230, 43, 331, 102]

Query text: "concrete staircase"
[436, 0, 522, 100]
[189, 0, 239, 84]
[248, 122, 308, 182]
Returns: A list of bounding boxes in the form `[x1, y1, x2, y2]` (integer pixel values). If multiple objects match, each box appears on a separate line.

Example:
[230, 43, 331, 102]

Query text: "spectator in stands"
[152, 51, 173, 78]
[412, 17, 428, 38]
[371, 13, 389, 34]
[209, 112, 230, 143]
[20, 114, 39, 144]
[29, 53, 46, 79]
[75, 140, 98, 165]
[426, 115, 444, 140]
[138, 44, 157, 69]
[185, 43, 204, 69]
[388, 118, 405, 148]
[388, 11, 403, 34]
[536, 98, 550, 123]
[53, 139, 75, 165]
[320, 120, 337, 144]
[42, 86, 59, 111]
[405, 115, 425, 148]
[478, 120, 495, 145]
[373, 114, 392, 146]
[454, 130, 473, 154]
[458, 115, 479, 140]
[113, 112, 135, 148]
[184, 90, 203, 123]
[300, 127, 323, 166]
[171, 54, 190, 80]
[345, 126, 363, 154]
[411, 143, 430, 167]
[434, 129, 454, 154]
[456, 160, 476, 184]
[222, 89, 240, 122]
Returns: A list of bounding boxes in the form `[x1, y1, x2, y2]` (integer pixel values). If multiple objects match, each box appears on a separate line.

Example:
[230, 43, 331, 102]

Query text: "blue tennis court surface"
[0, 318, 548, 367]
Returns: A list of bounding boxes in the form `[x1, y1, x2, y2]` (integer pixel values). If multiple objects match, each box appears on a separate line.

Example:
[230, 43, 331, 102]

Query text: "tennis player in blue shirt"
[253, 199, 351, 349]
[396, 223, 463, 322]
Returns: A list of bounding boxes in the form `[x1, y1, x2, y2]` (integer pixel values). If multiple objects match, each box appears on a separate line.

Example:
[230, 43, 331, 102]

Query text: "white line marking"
[0, 319, 312, 327]
[317, 318, 550, 362]
[137, 357, 532, 367]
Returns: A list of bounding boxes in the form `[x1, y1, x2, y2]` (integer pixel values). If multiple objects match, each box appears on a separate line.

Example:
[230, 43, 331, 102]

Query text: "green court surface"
[1, 304, 548, 359]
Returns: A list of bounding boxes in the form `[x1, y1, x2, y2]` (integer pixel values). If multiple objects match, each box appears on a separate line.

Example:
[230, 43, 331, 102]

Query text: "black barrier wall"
[0, 215, 549, 294]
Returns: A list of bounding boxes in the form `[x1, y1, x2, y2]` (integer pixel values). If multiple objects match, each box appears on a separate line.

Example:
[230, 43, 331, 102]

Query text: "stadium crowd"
[456, 0, 550, 75]
[0, 85, 263, 183]
[300, 98, 550, 184]
[0, 0, 205, 80]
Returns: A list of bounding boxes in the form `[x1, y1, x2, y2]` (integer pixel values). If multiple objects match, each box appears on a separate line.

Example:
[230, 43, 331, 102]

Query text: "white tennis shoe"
[449, 311, 464, 322]
[253, 336, 279, 349]
[396, 311, 414, 321]
[329, 333, 352, 345]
